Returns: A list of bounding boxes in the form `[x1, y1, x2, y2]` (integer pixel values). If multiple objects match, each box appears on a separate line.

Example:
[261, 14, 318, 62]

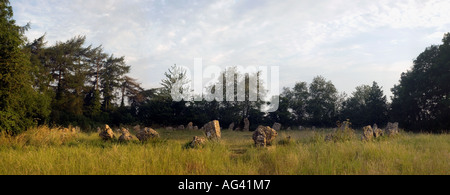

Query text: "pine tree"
[100, 55, 130, 112]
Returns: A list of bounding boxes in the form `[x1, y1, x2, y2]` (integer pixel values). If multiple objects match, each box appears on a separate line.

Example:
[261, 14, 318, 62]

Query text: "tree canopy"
[1, 1, 449, 133]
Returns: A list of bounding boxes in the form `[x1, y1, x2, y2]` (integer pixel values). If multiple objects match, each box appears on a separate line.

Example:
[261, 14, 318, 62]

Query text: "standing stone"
[119, 128, 134, 142]
[286, 127, 292, 131]
[254, 134, 266, 147]
[244, 118, 250, 131]
[177, 125, 185, 130]
[202, 120, 221, 140]
[340, 120, 351, 130]
[99, 124, 115, 141]
[272, 123, 282, 131]
[299, 126, 304, 130]
[133, 125, 141, 132]
[228, 122, 235, 131]
[373, 123, 383, 138]
[166, 127, 174, 131]
[252, 126, 278, 147]
[190, 136, 206, 148]
[193, 126, 199, 130]
[362, 125, 374, 141]
[136, 127, 160, 142]
[385, 122, 399, 136]
[187, 122, 194, 130]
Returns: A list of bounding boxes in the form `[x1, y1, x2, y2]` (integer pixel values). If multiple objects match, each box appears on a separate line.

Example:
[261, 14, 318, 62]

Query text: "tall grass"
[0, 127, 448, 175]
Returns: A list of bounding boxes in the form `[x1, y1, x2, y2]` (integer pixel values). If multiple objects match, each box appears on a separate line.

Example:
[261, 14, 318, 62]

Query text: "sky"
[11, 0, 450, 99]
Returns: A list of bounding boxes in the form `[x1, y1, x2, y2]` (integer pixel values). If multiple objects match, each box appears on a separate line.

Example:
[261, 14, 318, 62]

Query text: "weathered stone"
[133, 125, 141, 132]
[373, 123, 383, 138]
[244, 118, 250, 131]
[119, 128, 134, 142]
[178, 125, 185, 130]
[286, 127, 292, 131]
[252, 125, 278, 147]
[166, 127, 174, 131]
[324, 134, 334, 142]
[362, 125, 374, 141]
[254, 134, 266, 147]
[99, 124, 115, 141]
[385, 122, 399, 136]
[186, 122, 194, 130]
[340, 120, 351, 130]
[202, 120, 221, 140]
[136, 127, 160, 142]
[190, 136, 206, 148]
[272, 123, 282, 131]
[65, 126, 80, 133]
[228, 122, 235, 131]
[298, 126, 304, 130]
[193, 126, 199, 130]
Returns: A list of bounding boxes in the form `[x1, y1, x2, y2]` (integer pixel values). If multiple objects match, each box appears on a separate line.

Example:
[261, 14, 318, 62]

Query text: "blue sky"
[11, 0, 450, 99]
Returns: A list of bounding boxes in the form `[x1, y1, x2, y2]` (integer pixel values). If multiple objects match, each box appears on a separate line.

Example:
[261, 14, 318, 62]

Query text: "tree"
[289, 82, 309, 125]
[267, 87, 295, 127]
[341, 82, 387, 128]
[341, 85, 371, 127]
[100, 55, 130, 112]
[46, 36, 92, 124]
[391, 33, 450, 131]
[217, 66, 267, 130]
[0, 0, 49, 133]
[306, 76, 338, 127]
[366, 82, 388, 127]
[120, 76, 144, 107]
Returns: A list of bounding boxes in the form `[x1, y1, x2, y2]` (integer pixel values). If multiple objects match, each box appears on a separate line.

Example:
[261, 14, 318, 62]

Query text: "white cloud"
[11, 0, 450, 97]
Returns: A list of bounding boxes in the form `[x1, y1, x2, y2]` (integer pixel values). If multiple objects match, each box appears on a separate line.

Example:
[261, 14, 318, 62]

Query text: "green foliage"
[306, 76, 339, 127]
[0, 0, 50, 134]
[391, 33, 450, 131]
[341, 82, 388, 128]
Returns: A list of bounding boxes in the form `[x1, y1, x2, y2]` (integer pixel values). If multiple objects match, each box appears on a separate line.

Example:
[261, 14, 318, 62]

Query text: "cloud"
[11, 0, 450, 98]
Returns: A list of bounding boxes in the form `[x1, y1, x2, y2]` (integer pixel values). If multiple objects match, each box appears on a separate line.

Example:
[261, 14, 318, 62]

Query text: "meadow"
[0, 126, 448, 175]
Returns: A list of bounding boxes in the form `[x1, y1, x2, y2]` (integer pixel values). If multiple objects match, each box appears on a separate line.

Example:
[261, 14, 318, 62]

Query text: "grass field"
[0, 126, 448, 175]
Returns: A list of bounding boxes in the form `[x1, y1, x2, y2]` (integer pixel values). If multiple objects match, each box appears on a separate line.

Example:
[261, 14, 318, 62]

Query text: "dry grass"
[0, 126, 448, 175]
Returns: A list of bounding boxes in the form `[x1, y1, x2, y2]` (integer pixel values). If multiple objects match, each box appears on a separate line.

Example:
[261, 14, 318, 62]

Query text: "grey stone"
[385, 122, 399, 136]
[244, 118, 250, 131]
[190, 136, 206, 148]
[118, 128, 133, 142]
[373, 123, 383, 138]
[272, 123, 282, 131]
[228, 122, 235, 131]
[187, 122, 194, 130]
[252, 125, 278, 147]
[136, 127, 160, 142]
[362, 125, 374, 141]
[202, 120, 221, 140]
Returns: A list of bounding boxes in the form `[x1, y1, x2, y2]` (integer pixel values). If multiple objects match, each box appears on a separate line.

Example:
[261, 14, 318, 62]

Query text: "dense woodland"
[1, 1, 449, 134]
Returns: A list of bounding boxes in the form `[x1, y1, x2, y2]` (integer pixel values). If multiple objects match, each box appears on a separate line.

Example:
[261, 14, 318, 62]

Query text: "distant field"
[0, 126, 448, 175]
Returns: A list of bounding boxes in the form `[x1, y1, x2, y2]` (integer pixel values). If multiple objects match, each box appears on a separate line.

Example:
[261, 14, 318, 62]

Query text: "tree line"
[1, 1, 449, 134]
